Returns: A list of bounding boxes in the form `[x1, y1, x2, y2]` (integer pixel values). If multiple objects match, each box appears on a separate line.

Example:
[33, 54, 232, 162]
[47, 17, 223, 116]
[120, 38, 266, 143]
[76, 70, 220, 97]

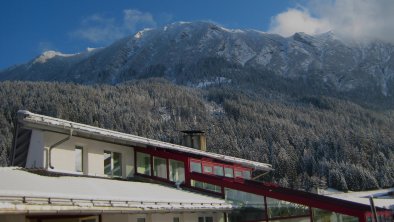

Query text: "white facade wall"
[27, 130, 135, 178]
[101, 212, 225, 222]
[181, 212, 225, 222]
[25, 129, 45, 168]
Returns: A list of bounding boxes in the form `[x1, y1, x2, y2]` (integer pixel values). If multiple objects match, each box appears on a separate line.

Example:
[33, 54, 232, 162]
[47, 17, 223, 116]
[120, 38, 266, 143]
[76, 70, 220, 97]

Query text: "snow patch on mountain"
[86, 47, 100, 52]
[255, 46, 275, 66]
[33, 51, 76, 64]
[195, 77, 232, 88]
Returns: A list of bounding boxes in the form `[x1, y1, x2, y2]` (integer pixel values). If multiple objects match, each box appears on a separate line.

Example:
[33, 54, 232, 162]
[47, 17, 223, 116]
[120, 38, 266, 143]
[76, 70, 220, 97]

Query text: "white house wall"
[40, 131, 134, 178]
[25, 129, 45, 168]
[181, 212, 225, 222]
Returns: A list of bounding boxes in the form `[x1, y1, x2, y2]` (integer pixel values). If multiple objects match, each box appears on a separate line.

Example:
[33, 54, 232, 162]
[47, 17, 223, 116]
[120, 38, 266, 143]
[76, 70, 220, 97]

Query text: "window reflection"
[190, 160, 202, 173]
[225, 188, 266, 222]
[266, 197, 309, 219]
[104, 150, 122, 177]
[169, 159, 185, 183]
[153, 156, 167, 179]
[136, 152, 151, 175]
[191, 179, 221, 193]
[312, 208, 359, 222]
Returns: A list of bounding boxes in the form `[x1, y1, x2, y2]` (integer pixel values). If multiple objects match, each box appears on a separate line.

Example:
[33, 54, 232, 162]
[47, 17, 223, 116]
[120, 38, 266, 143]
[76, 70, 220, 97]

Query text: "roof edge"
[16, 110, 272, 171]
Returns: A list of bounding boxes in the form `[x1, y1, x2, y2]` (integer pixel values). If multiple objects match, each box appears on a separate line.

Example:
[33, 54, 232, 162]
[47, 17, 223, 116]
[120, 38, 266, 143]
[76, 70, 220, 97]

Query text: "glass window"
[169, 159, 185, 183]
[75, 146, 83, 172]
[190, 160, 202, 173]
[243, 170, 251, 179]
[203, 164, 213, 174]
[225, 188, 265, 208]
[153, 156, 167, 179]
[225, 188, 266, 222]
[104, 150, 122, 177]
[137, 152, 151, 175]
[173, 217, 180, 222]
[267, 197, 309, 219]
[198, 216, 214, 222]
[204, 182, 221, 193]
[235, 169, 243, 178]
[113, 152, 122, 177]
[191, 180, 221, 193]
[312, 208, 358, 222]
[104, 151, 112, 175]
[214, 165, 224, 176]
[224, 167, 234, 178]
[137, 218, 145, 222]
[192, 180, 204, 189]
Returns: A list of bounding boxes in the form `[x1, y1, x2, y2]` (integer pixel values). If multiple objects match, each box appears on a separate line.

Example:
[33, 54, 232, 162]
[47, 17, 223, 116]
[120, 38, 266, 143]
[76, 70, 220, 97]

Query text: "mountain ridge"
[1, 21, 394, 108]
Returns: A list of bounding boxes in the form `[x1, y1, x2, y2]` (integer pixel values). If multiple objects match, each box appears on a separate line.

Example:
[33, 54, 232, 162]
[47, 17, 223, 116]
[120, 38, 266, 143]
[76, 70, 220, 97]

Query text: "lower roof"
[0, 167, 231, 214]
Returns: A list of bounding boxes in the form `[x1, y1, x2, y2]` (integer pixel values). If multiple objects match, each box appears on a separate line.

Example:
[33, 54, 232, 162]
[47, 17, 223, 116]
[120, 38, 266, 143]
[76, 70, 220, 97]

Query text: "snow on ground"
[0, 167, 227, 205]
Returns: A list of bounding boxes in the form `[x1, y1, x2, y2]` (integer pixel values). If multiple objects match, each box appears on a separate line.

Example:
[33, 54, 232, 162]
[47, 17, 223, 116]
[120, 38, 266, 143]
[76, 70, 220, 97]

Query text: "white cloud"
[269, 0, 394, 43]
[268, 8, 331, 37]
[71, 9, 157, 44]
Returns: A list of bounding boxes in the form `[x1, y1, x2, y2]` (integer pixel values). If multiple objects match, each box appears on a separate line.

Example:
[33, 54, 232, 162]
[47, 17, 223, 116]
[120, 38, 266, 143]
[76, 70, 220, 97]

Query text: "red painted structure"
[134, 146, 393, 222]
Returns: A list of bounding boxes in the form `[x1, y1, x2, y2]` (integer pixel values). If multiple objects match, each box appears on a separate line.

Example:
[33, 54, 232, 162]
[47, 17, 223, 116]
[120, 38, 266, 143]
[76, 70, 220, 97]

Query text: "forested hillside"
[0, 80, 393, 191]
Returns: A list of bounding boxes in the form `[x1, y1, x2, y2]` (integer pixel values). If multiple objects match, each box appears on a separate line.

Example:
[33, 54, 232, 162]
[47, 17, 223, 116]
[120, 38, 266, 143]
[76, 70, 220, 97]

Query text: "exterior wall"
[0, 213, 225, 222]
[102, 212, 225, 222]
[38, 131, 134, 178]
[102, 214, 129, 222]
[126, 214, 150, 222]
[0, 215, 25, 222]
[25, 129, 45, 168]
[181, 212, 225, 222]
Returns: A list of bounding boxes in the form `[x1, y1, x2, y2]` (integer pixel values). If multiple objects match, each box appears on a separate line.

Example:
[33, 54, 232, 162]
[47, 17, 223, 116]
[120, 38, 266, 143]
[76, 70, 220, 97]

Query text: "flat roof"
[0, 167, 232, 214]
[16, 110, 272, 171]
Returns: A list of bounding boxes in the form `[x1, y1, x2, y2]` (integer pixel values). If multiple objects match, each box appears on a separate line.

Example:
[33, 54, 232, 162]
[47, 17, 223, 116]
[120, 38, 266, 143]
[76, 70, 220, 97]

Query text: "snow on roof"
[326, 188, 394, 210]
[17, 110, 272, 171]
[0, 167, 232, 213]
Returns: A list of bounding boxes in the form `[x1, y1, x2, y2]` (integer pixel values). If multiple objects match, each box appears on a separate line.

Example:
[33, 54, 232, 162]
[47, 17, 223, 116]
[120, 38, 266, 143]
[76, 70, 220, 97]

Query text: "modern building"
[0, 110, 392, 222]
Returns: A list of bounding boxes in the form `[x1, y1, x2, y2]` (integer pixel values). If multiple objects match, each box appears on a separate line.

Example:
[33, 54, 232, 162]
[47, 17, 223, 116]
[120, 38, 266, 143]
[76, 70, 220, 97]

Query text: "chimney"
[181, 130, 206, 151]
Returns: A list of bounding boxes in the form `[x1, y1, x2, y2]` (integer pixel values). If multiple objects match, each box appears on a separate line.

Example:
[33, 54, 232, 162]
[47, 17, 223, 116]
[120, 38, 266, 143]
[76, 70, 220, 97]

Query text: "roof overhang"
[16, 110, 272, 171]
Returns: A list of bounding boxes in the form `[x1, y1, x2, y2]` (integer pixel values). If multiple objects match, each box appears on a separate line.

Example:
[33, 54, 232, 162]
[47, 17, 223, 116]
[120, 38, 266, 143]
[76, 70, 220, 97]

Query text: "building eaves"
[17, 110, 272, 171]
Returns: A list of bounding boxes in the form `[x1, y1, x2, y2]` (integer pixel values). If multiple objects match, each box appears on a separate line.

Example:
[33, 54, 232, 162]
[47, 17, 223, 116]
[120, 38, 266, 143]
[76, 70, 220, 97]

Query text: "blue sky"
[0, 0, 298, 68]
[1, 0, 393, 69]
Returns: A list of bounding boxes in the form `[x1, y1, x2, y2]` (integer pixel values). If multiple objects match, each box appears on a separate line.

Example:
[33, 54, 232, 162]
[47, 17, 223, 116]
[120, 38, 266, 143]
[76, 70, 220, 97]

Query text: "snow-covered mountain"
[1, 21, 394, 103]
